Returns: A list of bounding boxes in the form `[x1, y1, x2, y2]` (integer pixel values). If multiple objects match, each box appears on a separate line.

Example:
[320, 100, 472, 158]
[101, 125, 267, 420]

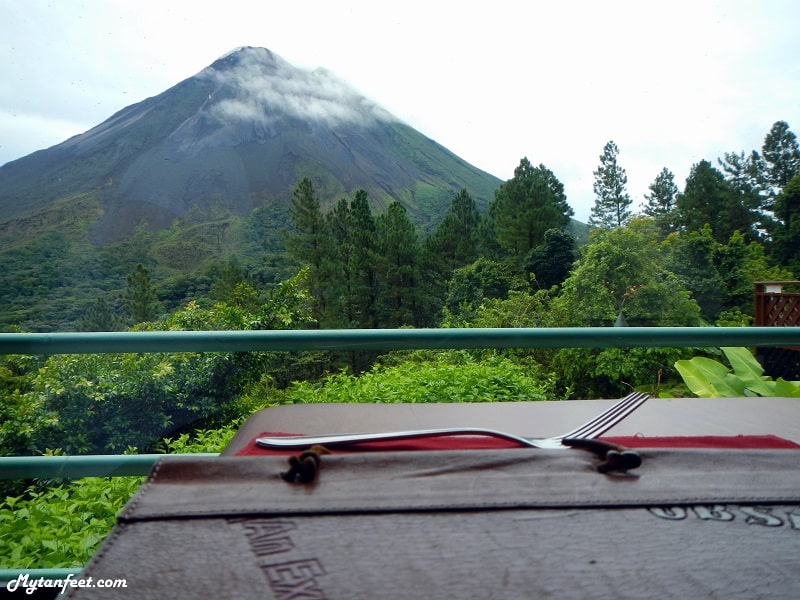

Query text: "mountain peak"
[198, 46, 392, 129]
[0, 47, 501, 245]
[208, 46, 284, 74]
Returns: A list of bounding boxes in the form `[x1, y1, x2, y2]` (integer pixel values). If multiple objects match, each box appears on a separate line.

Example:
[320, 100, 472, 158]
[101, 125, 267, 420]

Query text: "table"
[223, 396, 800, 454]
[66, 398, 800, 599]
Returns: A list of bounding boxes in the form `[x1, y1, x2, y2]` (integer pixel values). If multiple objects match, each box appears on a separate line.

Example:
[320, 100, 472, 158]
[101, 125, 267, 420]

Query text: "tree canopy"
[489, 158, 573, 259]
[676, 160, 755, 243]
[642, 167, 679, 235]
[589, 141, 632, 229]
[762, 120, 800, 192]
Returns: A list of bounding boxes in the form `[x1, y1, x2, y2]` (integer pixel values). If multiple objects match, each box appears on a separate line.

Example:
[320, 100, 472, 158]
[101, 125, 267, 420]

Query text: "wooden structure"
[754, 281, 800, 379]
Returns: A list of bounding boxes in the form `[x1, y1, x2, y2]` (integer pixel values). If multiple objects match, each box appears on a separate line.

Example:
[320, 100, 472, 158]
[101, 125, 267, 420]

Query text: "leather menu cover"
[67, 449, 800, 599]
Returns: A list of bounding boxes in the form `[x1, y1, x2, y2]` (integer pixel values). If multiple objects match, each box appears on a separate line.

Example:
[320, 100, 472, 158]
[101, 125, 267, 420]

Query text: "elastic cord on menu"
[562, 438, 642, 473]
[280, 445, 331, 484]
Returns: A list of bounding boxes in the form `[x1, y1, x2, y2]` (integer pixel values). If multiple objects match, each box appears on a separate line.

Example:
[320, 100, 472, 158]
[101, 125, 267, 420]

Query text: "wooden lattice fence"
[754, 281, 800, 380]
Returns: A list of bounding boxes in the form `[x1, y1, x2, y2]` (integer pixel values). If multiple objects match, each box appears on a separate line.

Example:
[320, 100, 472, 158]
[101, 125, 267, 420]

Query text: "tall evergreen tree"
[376, 202, 422, 327]
[79, 296, 123, 331]
[642, 167, 679, 236]
[347, 190, 380, 329]
[773, 174, 800, 271]
[324, 190, 383, 373]
[284, 178, 333, 319]
[325, 197, 356, 327]
[762, 120, 800, 192]
[425, 189, 481, 274]
[719, 151, 766, 197]
[489, 158, 573, 261]
[589, 141, 632, 229]
[718, 150, 770, 235]
[676, 160, 754, 243]
[124, 263, 158, 324]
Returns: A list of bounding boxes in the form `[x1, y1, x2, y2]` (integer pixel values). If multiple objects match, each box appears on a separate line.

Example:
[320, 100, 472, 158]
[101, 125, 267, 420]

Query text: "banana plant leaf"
[675, 347, 800, 398]
[720, 347, 776, 397]
[674, 356, 747, 397]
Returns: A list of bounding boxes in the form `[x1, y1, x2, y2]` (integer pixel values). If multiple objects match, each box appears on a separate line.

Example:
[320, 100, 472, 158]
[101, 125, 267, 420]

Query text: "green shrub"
[281, 350, 556, 404]
[0, 422, 241, 569]
[15, 270, 315, 455]
[0, 475, 144, 568]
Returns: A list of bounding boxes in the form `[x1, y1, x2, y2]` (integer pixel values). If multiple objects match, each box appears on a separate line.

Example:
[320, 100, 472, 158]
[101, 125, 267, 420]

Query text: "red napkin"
[604, 435, 800, 449]
[235, 432, 800, 456]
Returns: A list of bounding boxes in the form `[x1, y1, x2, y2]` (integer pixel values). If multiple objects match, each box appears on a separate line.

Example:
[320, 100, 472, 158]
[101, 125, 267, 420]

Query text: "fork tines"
[557, 391, 649, 440]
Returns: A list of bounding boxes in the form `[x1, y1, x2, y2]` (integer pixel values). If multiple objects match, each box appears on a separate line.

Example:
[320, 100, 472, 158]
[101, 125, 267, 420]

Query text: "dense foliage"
[0, 423, 241, 569]
[1, 119, 799, 570]
[1, 270, 316, 457]
[2, 119, 799, 457]
[281, 350, 556, 405]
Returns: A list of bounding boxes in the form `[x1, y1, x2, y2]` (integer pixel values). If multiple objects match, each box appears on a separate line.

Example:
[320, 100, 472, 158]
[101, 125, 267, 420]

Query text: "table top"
[222, 396, 800, 455]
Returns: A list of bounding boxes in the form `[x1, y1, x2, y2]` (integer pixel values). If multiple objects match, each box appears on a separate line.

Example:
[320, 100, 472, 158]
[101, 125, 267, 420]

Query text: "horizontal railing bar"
[0, 568, 81, 584]
[0, 453, 217, 480]
[1, 327, 799, 355]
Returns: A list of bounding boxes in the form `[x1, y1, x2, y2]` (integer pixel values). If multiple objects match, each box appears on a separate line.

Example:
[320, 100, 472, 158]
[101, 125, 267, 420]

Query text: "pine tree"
[718, 150, 770, 234]
[325, 190, 382, 373]
[425, 189, 481, 274]
[326, 197, 356, 327]
[718, 151, 766, 197]
[762, 121, 800, 192]
[347, 190, 380, 329]
[676, 160, 754, 243]
[124, 263, 158, 324]
[489, 158, 573, 261]
[642, 167, 679, 236]
[773, 174, 800, 271]
[284, 178, 334, 319]
[79, 297, 123, 331]
[376, 202, 422, 327]
[589, 141, 632, 229]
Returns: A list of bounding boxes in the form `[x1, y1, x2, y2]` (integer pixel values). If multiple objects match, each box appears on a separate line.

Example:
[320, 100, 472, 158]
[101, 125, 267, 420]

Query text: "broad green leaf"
[773, 377, 800, 397]
[675, 357, 747, 397]
[720, 347, 775, 396]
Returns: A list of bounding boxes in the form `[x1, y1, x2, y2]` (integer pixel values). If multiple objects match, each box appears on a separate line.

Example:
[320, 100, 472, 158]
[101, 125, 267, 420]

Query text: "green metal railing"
[3, 326, 798, 483]
[2, 326, 800, 582]
[3, 326, 800, 355]
[0, 453, 218, 480]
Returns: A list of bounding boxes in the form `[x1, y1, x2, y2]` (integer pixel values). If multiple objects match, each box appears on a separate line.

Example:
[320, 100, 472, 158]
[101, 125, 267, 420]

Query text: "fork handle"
[256, 427, 537, 449]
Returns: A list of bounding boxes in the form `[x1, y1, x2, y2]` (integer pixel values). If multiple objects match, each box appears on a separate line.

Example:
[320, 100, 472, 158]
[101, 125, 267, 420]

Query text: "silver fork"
[255, 391, 649, 450]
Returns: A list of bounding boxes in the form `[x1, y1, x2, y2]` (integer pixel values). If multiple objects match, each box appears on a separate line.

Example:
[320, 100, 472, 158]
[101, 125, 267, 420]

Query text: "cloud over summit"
[203, 47, 393, 128]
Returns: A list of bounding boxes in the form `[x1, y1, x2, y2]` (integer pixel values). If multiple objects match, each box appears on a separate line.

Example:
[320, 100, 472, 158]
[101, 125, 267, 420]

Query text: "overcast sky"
[2, 0, 799, 221]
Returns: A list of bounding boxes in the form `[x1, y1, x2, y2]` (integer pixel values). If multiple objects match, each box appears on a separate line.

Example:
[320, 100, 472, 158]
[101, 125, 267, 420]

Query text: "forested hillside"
[2, 120, 798, 462]
[0, 47, 511, 332]
[2, 120, 799, 570]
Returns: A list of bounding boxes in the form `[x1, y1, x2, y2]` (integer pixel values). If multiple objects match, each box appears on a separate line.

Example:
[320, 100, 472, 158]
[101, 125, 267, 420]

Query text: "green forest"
[1, 119, 800, 568]
[3, 118, 800, 453]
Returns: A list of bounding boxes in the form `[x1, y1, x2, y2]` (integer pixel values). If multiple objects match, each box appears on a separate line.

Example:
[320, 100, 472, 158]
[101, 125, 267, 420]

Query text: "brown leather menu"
[67, 448, 800, 599]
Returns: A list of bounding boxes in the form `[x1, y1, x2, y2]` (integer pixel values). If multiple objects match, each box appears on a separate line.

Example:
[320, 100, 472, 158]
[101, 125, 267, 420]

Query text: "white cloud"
[1, 0, 799, 221]
[203, 47, 393, 129]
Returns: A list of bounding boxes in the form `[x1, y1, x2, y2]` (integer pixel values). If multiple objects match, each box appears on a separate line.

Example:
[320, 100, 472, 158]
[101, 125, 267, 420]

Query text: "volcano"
[0, 46, 501, 243]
